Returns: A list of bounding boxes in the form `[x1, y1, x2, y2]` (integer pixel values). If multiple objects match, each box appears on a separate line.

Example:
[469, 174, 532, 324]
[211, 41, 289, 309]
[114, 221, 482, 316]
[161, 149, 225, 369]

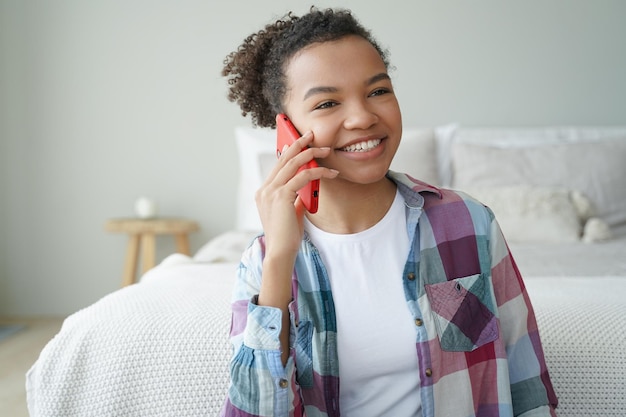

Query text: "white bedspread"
[510, 237, 626, 277]
[26, 251, 626, 416]
[27, 259, 236, 417]
[524, 276, 626, 416]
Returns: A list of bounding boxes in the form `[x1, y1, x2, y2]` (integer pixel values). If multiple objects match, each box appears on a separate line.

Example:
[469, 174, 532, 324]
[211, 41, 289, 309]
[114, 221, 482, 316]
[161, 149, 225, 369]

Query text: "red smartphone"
[276, 113, 320, 213]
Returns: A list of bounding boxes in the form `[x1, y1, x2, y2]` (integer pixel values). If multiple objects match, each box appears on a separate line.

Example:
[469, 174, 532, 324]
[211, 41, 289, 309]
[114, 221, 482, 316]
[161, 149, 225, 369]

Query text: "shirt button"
[407, 272, 416, 281]
[415, 318, 423, 326]
[278, 378, 289, 389]
[425, 368, 433, 377]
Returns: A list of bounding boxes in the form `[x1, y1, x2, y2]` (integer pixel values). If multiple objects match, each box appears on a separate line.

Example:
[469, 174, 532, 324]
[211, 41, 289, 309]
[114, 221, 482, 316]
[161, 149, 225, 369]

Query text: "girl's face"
[283, 35, 402, 186]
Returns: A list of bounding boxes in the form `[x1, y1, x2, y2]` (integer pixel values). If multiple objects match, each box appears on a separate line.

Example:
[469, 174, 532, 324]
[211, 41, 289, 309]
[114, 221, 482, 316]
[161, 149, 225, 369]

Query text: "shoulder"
[388, 170, 494, 225]
[427, 188, 497, 239]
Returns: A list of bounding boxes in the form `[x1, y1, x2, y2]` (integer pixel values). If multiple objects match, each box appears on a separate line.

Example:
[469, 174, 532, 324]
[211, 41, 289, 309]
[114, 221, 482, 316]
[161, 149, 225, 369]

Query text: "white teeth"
[342, 139, 382, 152]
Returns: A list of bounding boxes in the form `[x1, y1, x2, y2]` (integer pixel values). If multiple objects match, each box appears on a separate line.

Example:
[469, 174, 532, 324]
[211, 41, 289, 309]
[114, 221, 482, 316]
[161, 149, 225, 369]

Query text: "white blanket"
[27, 255, 626, 416]
[524, 276, 626, 416]
[27, 259, 236, 417]
[510, 237, 626, 277]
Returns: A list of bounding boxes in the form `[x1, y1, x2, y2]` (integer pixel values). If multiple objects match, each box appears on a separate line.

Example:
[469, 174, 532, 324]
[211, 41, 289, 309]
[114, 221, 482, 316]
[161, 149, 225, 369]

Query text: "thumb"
[294, 195, 306, 218]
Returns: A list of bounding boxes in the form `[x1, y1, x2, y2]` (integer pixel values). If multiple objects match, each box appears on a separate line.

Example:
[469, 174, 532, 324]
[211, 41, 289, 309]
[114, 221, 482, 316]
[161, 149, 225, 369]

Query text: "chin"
[338, 166, 391, 186]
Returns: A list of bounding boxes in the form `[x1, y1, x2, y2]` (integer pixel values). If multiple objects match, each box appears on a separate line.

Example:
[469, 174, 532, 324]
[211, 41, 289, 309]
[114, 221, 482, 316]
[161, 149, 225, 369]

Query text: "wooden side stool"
[105, 218, 200, 286]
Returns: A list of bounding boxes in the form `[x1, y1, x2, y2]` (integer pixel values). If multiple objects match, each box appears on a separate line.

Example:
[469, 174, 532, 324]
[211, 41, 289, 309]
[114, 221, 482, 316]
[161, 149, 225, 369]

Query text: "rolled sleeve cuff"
[243, 296, 283, 351]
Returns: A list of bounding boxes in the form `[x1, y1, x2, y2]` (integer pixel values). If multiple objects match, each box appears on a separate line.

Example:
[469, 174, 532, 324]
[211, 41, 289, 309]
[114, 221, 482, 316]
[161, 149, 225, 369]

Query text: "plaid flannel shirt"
[221, 171, 558, 417]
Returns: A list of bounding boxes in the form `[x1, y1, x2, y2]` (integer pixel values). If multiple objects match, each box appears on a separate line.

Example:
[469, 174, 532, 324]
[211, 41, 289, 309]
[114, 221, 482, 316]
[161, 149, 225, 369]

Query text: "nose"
[343, 101, 378, 130]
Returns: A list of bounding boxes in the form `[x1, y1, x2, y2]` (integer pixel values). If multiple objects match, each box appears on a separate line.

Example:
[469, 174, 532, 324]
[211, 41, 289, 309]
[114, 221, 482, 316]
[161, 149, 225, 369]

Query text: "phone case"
[276, 113, 320, 213]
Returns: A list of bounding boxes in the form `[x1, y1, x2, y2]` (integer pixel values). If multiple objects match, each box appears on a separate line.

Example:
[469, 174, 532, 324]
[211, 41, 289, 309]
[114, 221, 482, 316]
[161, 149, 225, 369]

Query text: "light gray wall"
[1, 0, 625, 316]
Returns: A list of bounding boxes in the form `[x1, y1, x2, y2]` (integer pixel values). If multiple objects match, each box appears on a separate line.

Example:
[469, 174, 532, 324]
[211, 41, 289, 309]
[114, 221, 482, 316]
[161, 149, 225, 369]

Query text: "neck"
[306, 176, 397, 234]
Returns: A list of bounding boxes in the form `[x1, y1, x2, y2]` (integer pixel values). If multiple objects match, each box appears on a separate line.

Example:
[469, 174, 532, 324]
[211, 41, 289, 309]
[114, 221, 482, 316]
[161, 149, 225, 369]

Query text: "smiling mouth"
[340, 139, 382, 152]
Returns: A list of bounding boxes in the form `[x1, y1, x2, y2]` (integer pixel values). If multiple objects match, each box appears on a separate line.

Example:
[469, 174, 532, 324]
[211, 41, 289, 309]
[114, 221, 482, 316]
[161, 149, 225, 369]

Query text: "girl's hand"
[255, 131, 337, 258]
[255, 131, 337, 366]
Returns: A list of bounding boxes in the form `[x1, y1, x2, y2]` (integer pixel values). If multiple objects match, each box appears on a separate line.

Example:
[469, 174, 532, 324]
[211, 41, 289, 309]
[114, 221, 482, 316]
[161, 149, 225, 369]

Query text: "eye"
[314, 101, 338, 110]
[369, 87, 391, 97]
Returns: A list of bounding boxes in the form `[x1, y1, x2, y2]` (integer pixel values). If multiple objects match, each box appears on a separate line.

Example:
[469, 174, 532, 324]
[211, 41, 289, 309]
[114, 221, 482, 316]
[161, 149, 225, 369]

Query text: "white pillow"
[460, 186, 584, 243]
[234, 126, 444, 231]
[437, 126, 626, 187]
[390, 128, 441, 186]
[455, 126, 626, 147]
[193, 230, 259, 263]
[433, 123, 459, 187]
[234, 127, 275, 232]
[451, 138, 626, 229]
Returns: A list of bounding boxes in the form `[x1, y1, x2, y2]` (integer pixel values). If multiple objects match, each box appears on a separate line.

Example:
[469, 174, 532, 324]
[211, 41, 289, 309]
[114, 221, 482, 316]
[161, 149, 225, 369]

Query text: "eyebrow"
[302, 72, 391, 101]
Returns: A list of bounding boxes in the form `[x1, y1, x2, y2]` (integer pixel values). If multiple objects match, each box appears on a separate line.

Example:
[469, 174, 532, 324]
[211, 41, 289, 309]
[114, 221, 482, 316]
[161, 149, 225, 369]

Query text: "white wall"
[1, 0, 625, 316]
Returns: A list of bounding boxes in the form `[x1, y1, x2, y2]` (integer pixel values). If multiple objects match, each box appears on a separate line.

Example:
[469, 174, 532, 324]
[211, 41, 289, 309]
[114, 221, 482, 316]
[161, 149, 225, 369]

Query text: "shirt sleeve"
[488, 213, 558, 416]
[221, 237, 299, 417]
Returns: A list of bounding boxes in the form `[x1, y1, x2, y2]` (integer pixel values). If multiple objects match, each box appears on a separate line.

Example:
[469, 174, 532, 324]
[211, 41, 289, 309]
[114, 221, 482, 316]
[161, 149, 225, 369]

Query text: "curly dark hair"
[222, 7, 389, 128]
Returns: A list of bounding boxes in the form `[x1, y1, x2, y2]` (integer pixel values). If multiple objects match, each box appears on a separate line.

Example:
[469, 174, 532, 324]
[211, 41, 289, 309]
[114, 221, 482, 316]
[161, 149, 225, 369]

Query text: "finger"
[294, 195, 306, 215]
[286, 146, 327, 168]
[268, 132, 313, 183]
[268, 146, 330, 188]
[278, 131, 314, 160]
[286, 165, 338, 194]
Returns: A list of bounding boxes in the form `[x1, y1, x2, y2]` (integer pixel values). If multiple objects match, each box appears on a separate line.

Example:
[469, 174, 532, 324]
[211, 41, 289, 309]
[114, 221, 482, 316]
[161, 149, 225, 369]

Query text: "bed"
[26, 125, 626, 417]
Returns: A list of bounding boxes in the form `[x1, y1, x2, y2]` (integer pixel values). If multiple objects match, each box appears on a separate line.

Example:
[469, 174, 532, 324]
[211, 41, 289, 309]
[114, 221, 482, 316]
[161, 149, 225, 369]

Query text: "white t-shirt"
[304, 190, 422, 417]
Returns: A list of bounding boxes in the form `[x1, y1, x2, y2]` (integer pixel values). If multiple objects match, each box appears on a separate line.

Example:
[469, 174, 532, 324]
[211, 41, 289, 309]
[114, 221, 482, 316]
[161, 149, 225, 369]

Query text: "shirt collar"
[386, 170, 442, 209]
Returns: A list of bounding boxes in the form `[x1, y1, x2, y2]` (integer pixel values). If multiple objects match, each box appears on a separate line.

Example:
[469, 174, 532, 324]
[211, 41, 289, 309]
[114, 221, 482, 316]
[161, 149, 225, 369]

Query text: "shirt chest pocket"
[424, 273, 499, 352]
[294, 320, 314, 388]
